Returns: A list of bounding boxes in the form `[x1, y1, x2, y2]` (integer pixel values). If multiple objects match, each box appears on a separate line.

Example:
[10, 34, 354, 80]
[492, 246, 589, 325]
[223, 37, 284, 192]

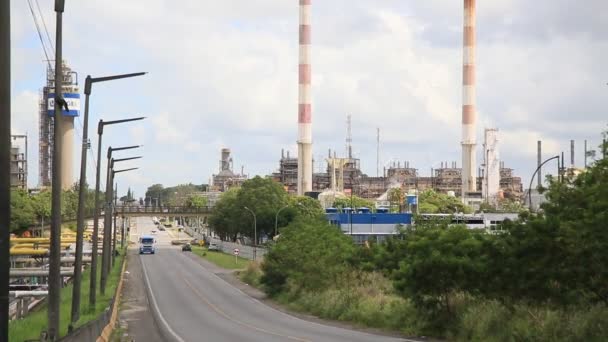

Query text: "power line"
[26, 0, 53, 70]
[35, 0, 55, 54]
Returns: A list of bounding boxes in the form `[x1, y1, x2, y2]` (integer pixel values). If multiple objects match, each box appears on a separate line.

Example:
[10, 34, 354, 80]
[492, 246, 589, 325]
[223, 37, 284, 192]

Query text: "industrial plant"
[38, 61, 79, 190]
[272, 0, 523, 208]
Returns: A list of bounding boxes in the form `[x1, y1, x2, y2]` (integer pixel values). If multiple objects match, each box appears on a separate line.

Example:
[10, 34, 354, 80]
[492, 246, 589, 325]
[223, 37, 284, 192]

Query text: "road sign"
[233, 248, 239, 256]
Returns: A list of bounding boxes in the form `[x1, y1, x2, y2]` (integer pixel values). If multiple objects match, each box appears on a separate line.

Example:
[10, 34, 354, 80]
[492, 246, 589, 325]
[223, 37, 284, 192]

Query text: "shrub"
[261, 217, 354, 295]
[240, 261, 263, 287]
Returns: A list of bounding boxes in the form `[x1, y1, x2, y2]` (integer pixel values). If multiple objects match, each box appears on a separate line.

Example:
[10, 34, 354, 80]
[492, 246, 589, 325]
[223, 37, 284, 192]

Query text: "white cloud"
[10, 0, 607, 193]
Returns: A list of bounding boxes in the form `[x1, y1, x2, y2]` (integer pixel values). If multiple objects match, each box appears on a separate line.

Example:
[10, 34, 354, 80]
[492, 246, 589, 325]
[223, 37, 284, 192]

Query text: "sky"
[10, 0, 608, 198]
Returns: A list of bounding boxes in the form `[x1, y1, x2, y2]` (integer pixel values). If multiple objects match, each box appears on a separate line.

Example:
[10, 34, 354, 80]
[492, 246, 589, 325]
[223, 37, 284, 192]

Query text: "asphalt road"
[126, 217, 410, 342]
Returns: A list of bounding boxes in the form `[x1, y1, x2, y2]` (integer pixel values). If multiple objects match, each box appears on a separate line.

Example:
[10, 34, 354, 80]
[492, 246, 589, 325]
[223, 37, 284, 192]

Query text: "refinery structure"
[38, 61, 79, 190]
[271, 0, 523, 207]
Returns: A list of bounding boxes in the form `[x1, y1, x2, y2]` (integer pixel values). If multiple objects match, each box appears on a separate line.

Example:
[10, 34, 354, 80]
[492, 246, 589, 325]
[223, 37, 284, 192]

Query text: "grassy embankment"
[239, 262, 608, 340]
[191, 246, 250, 269]
[9, 250, 126, 341]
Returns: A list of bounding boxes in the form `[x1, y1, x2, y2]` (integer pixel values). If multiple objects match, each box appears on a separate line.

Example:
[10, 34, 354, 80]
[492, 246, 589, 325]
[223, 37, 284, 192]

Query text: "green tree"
[261, 217, 354, 296]
[31, 190, 51, 223]
[186, 194, 208, 208]
[333, 196, 374, 211]
[10, 190, 35, 232]
[235, 176, 289, 242]
[418, 189, 472, 214]
[208, 188, 240, 241]
[392, 224, 489, 323]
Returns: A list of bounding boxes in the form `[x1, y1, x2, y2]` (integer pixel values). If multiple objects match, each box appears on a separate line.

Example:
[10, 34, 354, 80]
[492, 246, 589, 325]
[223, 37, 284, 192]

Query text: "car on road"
[139, 235, 156, 254]
[151, 230, 157, 234]
[158, 226, 165, 231]
[207, 243, 220, 252]
[181, 243, 192, 252]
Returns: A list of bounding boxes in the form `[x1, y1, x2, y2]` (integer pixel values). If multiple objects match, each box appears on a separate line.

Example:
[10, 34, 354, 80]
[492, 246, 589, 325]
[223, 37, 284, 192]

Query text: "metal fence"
[183, 225, 266, 260]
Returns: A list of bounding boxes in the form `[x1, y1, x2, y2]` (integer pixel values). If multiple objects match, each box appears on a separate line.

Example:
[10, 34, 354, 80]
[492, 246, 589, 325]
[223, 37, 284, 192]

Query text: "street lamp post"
[90, 118, 143, 307]
[528, 155, 560, 211]
[244, 207, 257, 260]
[71, 71, 145, 324]
[101, 147, 140, 295]
[111, 167, 138, 257]
[48, 1, 66, 338]
[107, 156, 140, 267]
[0, 1, 10, 339]
[274, 205, 289, 237]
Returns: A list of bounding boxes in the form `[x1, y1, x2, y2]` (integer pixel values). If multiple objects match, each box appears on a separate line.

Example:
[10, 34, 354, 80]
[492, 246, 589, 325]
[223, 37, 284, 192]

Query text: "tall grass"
[9, 250, 126, 341]
[191, 246, 250, 269]
[455, 300, 608, 342]
[274, 271, 423, 335]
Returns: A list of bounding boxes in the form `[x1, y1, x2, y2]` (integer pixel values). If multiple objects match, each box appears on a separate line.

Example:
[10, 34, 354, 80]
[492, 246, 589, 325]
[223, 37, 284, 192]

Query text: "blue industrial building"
[326, 208, 412, 244]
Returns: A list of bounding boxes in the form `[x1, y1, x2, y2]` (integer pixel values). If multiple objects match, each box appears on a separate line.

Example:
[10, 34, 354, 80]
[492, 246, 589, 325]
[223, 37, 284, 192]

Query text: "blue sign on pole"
[48, 92, 80, 117]
[406, 195, 418, 205]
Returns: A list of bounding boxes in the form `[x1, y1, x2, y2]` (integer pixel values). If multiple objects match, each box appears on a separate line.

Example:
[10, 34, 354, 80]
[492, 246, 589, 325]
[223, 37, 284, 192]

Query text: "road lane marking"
[141, 256, 187, 342]
[178, 251, 412, 342]
[181, 276, 311, 342]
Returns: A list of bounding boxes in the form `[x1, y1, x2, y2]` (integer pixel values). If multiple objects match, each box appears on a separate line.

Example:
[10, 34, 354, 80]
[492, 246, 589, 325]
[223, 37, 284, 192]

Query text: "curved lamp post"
[274, 205, 289, 237]
[244, 206, 257, 260]
[528, 155, 560, 211]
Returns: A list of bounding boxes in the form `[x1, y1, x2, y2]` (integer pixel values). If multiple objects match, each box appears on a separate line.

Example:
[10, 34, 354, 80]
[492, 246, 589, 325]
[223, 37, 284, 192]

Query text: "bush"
[261, 217, 354, 295]
[240, 261, 263, 287]
[456, 300, 608, 342]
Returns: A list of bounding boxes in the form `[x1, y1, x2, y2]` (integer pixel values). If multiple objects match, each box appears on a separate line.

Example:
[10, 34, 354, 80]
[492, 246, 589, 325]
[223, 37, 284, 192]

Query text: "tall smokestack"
[537, 140, 542, 187]
[570, 139, 575, 167]
[297, 0, 312, 195]
[461, 0, 477, 197]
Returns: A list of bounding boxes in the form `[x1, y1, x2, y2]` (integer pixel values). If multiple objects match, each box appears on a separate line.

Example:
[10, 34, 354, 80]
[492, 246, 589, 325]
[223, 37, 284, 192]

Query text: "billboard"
[48, 92, 80, 117]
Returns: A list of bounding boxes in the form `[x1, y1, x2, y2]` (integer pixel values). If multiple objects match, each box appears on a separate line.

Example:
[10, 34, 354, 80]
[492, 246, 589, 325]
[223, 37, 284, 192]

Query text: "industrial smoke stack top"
[461, 0, 477, 197]
[297, 0, 313, 195]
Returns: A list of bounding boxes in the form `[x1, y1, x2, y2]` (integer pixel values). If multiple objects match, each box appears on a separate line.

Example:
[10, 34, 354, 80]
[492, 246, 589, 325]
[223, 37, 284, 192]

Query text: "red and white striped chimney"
[462, 0, 477, 197]
[297, 0, 312, 195]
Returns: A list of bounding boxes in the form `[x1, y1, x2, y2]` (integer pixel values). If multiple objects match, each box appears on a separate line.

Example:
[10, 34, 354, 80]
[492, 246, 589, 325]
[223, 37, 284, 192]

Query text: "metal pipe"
[0, 0, 10, 338]
[48, 1, 65, 338]
[11, 270, 74, 277]
[10, 291, 49, 298]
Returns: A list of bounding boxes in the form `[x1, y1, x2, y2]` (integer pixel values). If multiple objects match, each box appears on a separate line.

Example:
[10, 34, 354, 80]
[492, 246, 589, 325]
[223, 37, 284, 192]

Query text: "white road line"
[178, 251, 414, 341]
[140, 256, 186, 342]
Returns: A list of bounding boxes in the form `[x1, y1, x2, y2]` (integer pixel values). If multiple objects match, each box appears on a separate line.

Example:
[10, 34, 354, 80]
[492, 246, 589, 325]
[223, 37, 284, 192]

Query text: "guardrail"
[183, 225, 267, 260]
[114, 205, 212, 215]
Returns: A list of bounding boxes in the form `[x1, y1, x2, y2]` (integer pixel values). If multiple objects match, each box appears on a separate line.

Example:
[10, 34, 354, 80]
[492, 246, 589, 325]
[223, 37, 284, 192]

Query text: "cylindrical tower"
[297, 0, 312, 195]
[221, 148, 231, 171]
[461, 0, 477, 197]
[60, 115, 74, 189]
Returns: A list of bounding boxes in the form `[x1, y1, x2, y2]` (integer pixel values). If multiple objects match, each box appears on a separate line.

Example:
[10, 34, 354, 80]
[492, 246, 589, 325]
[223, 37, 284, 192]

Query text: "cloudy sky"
[10, 0, 608, 197]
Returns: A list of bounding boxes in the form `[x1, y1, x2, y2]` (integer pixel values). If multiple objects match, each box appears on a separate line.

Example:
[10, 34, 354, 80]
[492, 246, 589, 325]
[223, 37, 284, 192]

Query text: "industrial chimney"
[297, 0, 313, 195]
[461, 0, 477, 198]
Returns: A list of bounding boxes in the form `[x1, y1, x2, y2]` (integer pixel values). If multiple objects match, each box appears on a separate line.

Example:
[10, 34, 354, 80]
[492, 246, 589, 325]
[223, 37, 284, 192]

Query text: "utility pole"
[48, 1, 66, 339]
[0, 1, 11, 339]
[112, 182, 117, 266]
